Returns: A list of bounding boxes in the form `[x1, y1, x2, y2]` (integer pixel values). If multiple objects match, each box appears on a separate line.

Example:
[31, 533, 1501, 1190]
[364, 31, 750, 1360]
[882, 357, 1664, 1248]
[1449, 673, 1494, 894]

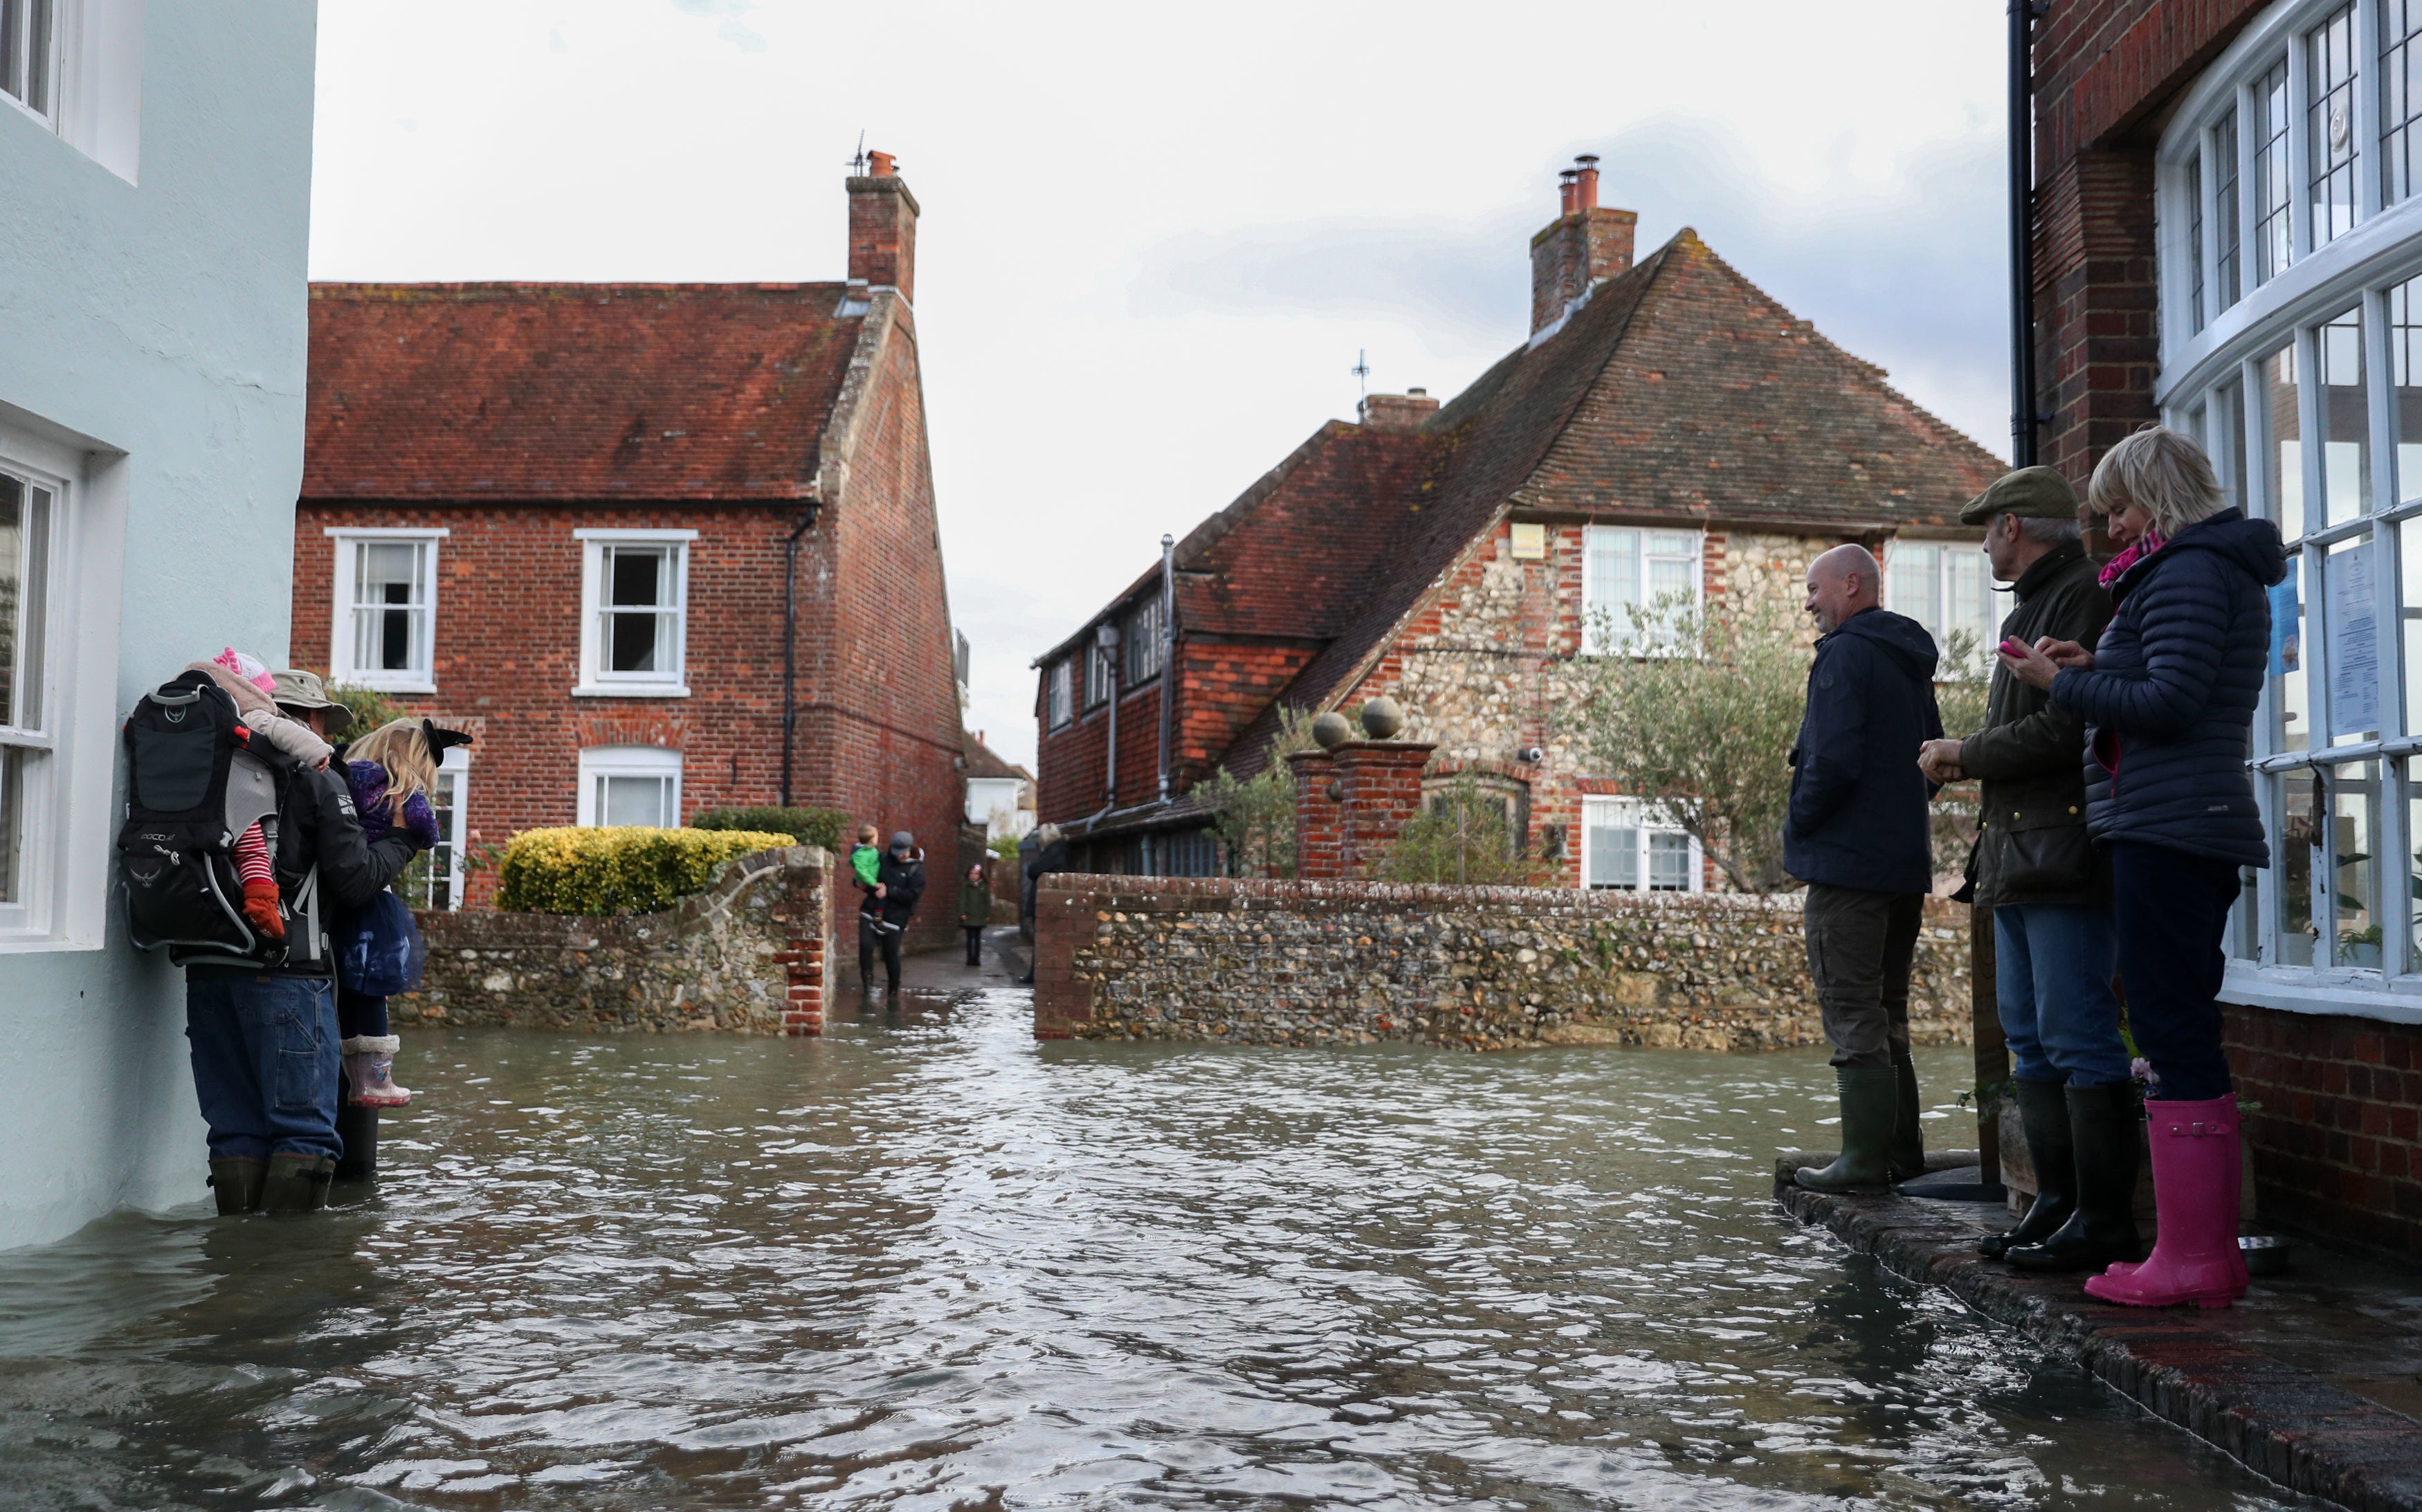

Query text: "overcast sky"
[311, 1, 2014, 771]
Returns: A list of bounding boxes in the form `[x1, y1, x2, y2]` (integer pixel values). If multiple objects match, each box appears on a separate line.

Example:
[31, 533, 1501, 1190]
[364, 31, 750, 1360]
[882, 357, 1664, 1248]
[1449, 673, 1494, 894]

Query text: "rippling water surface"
[0, 987, 2305, 1510]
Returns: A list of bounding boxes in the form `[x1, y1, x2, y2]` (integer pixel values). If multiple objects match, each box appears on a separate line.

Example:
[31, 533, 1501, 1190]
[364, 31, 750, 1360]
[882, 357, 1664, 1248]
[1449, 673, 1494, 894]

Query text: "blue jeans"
[1994, 903, 2132, 1086]
[185, 970, 343, 1162]
[2110, 840, 2239, 1103]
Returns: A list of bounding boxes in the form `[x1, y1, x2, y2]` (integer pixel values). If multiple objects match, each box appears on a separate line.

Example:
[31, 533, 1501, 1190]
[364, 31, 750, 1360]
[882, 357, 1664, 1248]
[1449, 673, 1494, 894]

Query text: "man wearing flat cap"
[1916, 465, 2131, 1273]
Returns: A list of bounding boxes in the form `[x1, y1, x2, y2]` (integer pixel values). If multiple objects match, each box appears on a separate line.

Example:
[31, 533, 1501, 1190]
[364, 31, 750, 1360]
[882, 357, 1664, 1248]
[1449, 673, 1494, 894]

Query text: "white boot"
[342, 1035, 411, 1107]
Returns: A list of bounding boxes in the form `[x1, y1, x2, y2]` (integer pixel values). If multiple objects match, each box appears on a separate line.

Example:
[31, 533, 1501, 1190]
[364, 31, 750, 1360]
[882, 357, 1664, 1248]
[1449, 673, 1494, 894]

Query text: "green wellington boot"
[260, 1153, 336, 1214]
[1979, 1079, 2074, 1258]
[1795, 1066, 1900, 1192]
[207, 1158, 266, 1216]
[1888, 1049, 1927, 1183]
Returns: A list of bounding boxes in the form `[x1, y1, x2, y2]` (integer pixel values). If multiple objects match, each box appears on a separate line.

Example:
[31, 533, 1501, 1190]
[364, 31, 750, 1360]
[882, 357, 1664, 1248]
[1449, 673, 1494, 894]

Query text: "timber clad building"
[293, 156, 968, 958]
[1033, 161, 2003, 889]
[2028, 0, 2422, 1259]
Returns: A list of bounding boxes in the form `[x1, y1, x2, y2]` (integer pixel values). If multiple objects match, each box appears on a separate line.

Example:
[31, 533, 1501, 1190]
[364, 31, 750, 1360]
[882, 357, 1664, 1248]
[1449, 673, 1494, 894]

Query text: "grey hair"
[2087, 426, 2225, 538]
[2001, 513, 2082, 547]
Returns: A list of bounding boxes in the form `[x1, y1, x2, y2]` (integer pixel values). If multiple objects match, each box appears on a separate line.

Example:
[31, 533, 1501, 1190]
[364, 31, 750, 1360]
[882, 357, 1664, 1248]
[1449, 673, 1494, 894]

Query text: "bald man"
[1788, 543, 1946, 1194]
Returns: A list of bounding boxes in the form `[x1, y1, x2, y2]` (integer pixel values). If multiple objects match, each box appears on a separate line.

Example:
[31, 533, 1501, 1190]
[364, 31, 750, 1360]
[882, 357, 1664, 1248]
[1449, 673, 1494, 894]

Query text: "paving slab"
[1779, 1150, 2422, 1511]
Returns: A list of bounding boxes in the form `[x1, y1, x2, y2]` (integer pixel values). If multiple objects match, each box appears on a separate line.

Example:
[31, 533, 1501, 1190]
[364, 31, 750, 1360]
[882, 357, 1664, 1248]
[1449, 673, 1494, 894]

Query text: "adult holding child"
[1999, 426, 2285, 1309]
[1918, 468, 2133, 1273]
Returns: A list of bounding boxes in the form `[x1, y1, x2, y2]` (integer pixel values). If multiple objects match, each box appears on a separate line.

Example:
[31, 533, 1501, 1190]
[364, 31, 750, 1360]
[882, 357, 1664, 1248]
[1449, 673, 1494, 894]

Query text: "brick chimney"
[1529, 153, 1635, 336]
[847, 149, 920, 303]
[1357, 388, 1440, 432]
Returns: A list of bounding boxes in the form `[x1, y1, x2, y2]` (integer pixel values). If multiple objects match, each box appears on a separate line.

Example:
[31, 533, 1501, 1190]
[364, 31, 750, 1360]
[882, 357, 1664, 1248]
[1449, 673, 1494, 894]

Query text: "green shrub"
[691, 805, 849, 852]
[495, 826, 800, 916]
[324, 684, 408, 741]
[1377, 775, 1549, 886]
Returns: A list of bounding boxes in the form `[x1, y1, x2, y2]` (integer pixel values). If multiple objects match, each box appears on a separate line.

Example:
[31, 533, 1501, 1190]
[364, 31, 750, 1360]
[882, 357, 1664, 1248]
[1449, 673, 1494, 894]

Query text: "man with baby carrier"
[118, 653, 440, 1215]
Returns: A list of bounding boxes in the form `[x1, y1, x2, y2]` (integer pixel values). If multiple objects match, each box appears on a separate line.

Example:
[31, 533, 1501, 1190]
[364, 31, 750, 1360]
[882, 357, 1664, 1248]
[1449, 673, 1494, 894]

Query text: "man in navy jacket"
[1786, 543, 1945, 1194]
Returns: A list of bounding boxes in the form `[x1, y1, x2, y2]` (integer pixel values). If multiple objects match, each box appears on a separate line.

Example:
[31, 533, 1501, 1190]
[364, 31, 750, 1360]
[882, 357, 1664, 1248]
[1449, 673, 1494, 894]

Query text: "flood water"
[0, 987, 2308, 1511]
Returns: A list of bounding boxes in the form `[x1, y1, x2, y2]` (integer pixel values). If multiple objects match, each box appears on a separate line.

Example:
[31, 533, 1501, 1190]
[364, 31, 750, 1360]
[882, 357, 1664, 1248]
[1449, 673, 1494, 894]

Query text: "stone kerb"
[404, 844, 830, 1035]
[1033, 875, 1970, 1050]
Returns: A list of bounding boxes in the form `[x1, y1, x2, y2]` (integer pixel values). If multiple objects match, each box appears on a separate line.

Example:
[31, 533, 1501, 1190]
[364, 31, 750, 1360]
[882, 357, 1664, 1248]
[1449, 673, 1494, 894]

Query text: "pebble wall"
[1033, 875, 1971, 1050]
[396, 846, 830, 1035]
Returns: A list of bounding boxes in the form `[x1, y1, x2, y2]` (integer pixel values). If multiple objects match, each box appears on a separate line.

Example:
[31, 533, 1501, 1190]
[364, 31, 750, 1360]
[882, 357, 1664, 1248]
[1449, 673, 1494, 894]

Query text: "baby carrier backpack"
[117, 670, 325, 967]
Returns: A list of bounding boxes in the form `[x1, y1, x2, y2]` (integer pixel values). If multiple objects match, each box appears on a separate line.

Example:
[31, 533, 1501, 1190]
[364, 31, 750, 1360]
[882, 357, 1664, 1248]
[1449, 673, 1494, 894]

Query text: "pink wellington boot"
[342, 1035, 412, 1108]
[2084, 1093, 2247, 1309]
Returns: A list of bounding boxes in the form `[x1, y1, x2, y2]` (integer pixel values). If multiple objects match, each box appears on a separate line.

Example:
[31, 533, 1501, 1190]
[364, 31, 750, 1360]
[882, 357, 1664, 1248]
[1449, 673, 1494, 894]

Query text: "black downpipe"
[780, 504, 820, 808]
[2009, 0, 2044, 468]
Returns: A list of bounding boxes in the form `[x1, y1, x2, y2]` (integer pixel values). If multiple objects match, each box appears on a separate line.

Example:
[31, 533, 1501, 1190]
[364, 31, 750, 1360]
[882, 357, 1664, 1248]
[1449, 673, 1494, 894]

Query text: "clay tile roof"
[963, 731, 1031, 783]
[1051, 226, 2004, 799]
[302, 283, 864, 501]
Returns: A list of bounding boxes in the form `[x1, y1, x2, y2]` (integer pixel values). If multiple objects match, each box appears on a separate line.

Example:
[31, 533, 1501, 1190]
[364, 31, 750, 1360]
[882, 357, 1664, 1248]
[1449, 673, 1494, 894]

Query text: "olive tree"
[1194, 705, 1321, 878]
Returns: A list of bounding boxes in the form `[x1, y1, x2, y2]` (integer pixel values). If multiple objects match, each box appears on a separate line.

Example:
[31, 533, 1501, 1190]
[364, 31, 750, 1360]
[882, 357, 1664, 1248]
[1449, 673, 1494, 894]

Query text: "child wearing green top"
[849, 824, 882, 894]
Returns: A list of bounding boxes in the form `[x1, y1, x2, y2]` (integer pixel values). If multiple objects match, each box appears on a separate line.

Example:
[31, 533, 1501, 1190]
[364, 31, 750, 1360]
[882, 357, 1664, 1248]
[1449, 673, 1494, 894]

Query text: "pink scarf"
[2097, 530, 2165, 588]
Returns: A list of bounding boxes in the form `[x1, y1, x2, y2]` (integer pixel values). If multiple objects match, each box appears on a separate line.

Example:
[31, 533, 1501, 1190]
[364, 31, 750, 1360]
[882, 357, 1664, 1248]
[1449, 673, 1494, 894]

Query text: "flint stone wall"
[396, 846, 830, 1035]
[1034, 875, 1970, 1051]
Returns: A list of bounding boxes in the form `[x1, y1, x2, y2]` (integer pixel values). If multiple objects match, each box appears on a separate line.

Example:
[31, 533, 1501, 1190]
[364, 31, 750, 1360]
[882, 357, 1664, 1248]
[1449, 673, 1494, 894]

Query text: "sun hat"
[268, 667, 354, 734]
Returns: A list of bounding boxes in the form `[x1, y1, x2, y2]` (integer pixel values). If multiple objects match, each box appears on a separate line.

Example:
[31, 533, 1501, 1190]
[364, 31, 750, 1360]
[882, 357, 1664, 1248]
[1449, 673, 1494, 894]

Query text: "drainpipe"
[1156, 534, 1175, 803]
[779, 502, 821, 809]
[1098, 623, 1120, 812]
[2008, 0, 2045, 468]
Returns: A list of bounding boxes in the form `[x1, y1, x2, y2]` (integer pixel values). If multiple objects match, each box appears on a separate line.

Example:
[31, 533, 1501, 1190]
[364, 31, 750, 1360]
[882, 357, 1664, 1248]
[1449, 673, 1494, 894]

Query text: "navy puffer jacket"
[2050, 509, 2286, 868]
[1785, 607, 1945, 894]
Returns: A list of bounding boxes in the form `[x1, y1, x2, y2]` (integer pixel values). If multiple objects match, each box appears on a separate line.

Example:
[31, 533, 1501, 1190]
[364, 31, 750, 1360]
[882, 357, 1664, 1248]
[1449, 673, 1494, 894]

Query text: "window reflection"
[2319, 307, 2371, 527]
[2311, 8, 2360, 253]
[2331, 762, 2385, 969]
[2257, 61, 2295, 284]
[2217, 111, 2243, 310]
[2281, 770, 2318, 966]
[2214, 379, 2248, 513]
[2265, 341, 2304, 540]
[2387, 0, 2422, 206]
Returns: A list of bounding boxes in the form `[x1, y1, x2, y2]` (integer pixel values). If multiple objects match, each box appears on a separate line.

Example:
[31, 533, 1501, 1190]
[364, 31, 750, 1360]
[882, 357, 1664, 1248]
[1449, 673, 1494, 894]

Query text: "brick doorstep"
[1778, 1158, 2422, 1511]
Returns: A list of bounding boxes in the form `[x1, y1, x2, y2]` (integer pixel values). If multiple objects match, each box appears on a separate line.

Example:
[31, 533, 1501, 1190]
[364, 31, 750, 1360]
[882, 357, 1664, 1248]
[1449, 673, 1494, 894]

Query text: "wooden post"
[1972, 905, 2005, 1185]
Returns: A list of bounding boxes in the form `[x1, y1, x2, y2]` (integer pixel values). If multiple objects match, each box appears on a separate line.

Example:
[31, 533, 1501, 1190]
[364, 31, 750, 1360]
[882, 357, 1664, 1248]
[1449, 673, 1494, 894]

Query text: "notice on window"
[2268, 559, 2300, 675]
[2327, 542, 2380, 736]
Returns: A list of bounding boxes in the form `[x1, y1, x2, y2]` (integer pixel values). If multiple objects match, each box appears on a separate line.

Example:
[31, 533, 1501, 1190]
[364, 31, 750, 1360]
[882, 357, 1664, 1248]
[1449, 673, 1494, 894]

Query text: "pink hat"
[213, 648, 275, 695]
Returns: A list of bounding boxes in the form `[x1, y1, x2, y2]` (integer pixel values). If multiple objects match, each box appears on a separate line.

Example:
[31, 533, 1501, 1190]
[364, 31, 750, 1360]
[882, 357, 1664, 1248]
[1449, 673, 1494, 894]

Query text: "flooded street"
[0, 987, 2306, 1511]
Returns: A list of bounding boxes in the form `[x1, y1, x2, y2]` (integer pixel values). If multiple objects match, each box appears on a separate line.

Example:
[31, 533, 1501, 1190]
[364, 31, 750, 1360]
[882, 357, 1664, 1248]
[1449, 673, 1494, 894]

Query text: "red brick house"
[2016, 0, 2422, 1259]
[292, 154, 967, 961]
[1032, 159, 2004, 887]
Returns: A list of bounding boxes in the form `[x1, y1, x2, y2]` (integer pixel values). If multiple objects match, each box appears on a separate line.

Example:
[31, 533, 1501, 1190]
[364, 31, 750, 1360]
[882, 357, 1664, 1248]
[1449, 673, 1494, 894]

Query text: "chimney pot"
[1574, 158, 1599, 212]
[868, 150, 896, 177]
[1529, 154, 1635, 336]
[1558, 169, 1579, 219]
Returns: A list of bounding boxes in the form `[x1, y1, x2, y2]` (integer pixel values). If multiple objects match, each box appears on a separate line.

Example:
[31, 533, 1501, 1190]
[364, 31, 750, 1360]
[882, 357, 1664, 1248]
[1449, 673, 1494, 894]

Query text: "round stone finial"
[1360, 697, 1405, 740]
[1311, 711, 1353, 749]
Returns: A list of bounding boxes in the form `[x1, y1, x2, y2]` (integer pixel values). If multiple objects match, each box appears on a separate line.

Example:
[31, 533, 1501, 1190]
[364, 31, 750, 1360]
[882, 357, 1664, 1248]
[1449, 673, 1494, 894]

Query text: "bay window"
[2146, 0, 2422, 1010]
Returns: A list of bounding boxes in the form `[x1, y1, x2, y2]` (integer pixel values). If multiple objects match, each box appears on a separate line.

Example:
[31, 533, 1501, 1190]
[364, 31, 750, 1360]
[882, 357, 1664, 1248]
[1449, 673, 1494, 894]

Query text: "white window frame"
[399, 745, 469, 911]
[1124, 594, 1165, 686]
[1581, 525, 1703, 656]
[2154, 0, 2422, 1022]
[576, 745, 683, 829]
[0, 413, 120, 953]
[1580, 795, 1702, 893]
[573, 528, 693, 698]
[3, 1, 142, 183]
[324, 527, 444, 694]
[1884, 537, 1998, 677]
[1047, 659, 1072, 728]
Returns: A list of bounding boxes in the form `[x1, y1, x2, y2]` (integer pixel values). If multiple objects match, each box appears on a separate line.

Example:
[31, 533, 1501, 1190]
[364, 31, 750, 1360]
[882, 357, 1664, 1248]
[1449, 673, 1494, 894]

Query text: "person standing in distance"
[1788, 544, 1946, 1193]
[1919, 468, 2134, 1271]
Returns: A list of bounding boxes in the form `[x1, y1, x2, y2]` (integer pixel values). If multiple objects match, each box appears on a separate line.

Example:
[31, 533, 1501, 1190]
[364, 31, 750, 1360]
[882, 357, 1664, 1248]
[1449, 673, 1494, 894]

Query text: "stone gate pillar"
[1287, 748, 1341, 880]
[1332, 740, 1438, 877]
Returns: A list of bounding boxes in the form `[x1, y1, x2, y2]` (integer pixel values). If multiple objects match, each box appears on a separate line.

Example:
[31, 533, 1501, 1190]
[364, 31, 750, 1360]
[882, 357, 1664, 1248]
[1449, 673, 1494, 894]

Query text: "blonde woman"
[2001, 426, 2286, 1309]
[334, 718, 473, 1106]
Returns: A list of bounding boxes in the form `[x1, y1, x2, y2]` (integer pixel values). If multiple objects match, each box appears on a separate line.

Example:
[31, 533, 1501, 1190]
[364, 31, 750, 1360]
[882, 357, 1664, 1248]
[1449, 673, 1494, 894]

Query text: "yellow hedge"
[493, 828, 801, 917]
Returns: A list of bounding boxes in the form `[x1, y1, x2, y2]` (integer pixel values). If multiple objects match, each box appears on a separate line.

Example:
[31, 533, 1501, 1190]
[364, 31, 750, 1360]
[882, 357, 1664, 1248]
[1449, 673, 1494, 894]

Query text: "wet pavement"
[1781, 1159, 2422, 1510]
[0, 948, 2333, 1510]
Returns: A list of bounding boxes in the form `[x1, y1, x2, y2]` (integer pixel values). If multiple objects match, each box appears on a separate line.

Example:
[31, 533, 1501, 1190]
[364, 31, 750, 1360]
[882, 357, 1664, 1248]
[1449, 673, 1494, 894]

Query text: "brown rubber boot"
[260, 1153, 336, 1214]
[208, 1158, 266, 1216]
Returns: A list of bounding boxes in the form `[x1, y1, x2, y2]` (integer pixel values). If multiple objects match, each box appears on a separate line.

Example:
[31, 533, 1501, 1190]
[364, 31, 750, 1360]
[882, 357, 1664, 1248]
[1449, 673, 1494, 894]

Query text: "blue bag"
[339, 889, 426, 996]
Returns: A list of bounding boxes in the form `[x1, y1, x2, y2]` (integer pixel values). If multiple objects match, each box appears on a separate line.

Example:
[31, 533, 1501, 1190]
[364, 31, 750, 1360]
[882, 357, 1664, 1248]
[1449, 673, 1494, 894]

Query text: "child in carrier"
[334, 717, 465, 1106]
[188, 649, 334, 942]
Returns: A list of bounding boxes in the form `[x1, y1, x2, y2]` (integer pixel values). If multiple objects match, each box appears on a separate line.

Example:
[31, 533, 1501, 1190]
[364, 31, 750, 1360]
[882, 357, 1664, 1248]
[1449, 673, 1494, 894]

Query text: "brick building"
[2025, 0, 2422, 1259]
[1032, 158, 2002, 888]
[292, 155, 968, 961]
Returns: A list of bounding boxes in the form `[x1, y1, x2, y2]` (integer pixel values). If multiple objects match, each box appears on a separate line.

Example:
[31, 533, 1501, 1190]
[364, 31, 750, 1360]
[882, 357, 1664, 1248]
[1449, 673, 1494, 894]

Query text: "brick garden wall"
[1032, 875, 1972, 1050]
[2226, 1003, 2422, 1261]
[396, 845, 830, 1035]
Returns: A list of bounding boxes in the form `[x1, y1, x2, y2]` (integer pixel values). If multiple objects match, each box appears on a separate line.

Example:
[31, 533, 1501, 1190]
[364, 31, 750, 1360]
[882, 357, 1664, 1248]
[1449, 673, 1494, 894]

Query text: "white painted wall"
[0, 2, 319, 1250]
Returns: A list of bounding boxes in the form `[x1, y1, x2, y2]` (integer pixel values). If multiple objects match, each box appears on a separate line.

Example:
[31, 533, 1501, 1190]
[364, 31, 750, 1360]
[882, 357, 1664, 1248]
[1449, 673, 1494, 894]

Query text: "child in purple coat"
[334, 718, 467, 1106]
